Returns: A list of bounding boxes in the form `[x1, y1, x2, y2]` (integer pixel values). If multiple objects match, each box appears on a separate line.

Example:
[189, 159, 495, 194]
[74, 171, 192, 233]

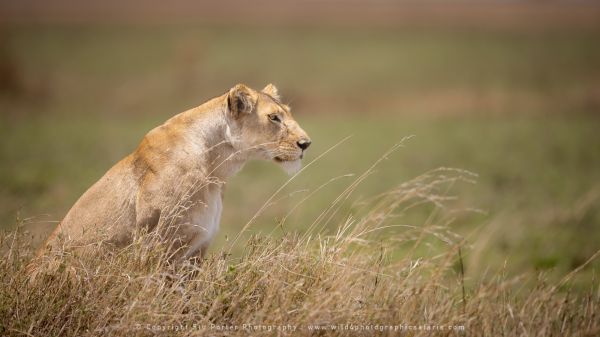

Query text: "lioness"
[39, 83, 311, 260]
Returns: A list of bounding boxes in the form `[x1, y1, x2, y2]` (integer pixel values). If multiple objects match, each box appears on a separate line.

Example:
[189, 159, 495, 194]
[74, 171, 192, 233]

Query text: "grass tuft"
[1, 168, 598, 336]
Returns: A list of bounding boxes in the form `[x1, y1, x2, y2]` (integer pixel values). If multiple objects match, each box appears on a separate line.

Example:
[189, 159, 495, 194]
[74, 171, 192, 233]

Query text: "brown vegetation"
[1, 167, 598, 336]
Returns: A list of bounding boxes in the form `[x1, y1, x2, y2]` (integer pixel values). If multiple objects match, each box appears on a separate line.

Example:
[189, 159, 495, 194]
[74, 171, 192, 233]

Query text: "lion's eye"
[268, 114, 281, 123]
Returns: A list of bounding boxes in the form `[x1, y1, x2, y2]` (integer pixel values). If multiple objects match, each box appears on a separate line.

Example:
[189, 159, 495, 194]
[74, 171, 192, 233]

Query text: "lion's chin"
[275, 158, 302, 176]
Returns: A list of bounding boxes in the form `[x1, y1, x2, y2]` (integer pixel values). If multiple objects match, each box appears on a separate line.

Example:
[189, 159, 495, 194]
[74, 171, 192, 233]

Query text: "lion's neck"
[183, 96, 248, 182]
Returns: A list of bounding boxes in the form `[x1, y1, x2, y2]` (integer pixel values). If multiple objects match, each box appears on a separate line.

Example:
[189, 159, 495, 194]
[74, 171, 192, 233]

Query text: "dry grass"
[1, 166, 598, 337]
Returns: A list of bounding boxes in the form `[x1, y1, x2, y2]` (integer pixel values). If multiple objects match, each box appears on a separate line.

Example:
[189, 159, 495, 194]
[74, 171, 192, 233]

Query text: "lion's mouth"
[274, 154, 303, 162]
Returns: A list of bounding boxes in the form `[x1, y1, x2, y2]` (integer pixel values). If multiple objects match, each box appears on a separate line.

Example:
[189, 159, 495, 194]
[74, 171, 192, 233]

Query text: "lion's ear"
[262, 83, 280, 101]
[228, 84, 258, 118]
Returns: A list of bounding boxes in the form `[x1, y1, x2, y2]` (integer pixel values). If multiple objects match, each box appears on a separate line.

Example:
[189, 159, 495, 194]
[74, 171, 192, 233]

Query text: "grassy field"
[0, 22, 599, 335]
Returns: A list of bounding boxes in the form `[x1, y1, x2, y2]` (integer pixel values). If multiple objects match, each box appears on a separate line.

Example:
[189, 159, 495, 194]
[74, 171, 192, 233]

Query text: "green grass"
[1, 24, 599, 283]
[1, 23, 599, 336]
[2, 113, 599, 282]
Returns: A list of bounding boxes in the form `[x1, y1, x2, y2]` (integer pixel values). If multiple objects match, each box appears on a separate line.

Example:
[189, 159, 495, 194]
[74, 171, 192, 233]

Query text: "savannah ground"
[1, 3, 600, 336]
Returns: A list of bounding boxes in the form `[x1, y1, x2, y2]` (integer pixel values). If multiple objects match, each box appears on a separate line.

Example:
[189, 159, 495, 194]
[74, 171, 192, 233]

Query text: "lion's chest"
[184, 186, 223, 256]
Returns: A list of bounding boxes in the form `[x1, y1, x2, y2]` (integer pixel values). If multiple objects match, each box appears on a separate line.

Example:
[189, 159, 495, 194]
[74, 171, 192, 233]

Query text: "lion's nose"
[297, 139, 311, 150]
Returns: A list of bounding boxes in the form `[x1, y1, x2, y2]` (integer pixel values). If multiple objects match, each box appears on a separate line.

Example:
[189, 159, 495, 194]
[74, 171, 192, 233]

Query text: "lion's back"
[49, 155, 139, 247]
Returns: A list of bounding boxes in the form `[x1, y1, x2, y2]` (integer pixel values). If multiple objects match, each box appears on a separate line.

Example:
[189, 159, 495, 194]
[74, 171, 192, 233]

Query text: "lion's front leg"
[182, 241, 210, 264]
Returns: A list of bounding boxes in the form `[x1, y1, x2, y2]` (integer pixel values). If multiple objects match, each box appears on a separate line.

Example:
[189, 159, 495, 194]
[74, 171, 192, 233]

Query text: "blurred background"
[1, 0, 599, 283]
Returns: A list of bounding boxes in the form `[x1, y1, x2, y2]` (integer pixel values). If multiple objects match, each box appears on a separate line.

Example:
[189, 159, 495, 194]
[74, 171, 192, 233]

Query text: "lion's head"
[225, 83, 311, 175]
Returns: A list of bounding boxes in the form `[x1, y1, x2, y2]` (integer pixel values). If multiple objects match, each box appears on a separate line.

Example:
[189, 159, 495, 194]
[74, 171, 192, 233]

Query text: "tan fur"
[38, 84, 311, 260]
